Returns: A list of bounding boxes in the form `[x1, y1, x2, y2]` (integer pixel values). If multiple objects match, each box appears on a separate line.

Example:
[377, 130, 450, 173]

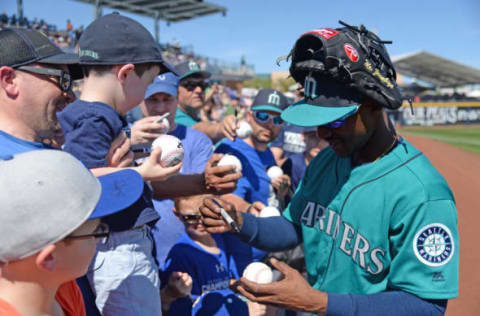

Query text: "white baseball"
[236, 120, 252, 139]
[260, 206, 281, 217]
[243, 262, 273, 284]
[157, 117, 170, 134]
[267, 166, 283, 180]
[151, 135, 184, 167]
[217, 154, 242, 173]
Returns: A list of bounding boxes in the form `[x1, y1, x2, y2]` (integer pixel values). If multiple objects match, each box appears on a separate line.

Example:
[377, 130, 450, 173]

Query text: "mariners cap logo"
[188, 61, 200, 71]
[413, 223, 454, 267]
[268, 91, 281, 106]
[304, 75, 318, 99]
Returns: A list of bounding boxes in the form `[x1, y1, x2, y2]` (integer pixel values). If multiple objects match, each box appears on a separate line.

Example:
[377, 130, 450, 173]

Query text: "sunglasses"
[181, 79, 208, 92]
[180, 213, 202, 224]
[253, 111, 284, 126]
[16, 66, 72, 92]
[322, 106, 359, 129]
[64, 223, 110, 245]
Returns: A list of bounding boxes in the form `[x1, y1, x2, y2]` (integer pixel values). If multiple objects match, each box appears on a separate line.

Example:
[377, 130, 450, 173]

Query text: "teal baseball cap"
[175, 60, 211, 80]
[281, 75, 363, 127]
[251, 89, 289, 114]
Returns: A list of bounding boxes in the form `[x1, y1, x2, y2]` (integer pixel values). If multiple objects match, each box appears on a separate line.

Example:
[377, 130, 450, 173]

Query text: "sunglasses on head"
[180, 213, 202, 224]
[322, 106, 359, 129]
[15, 65, 72, 92]
[253, 111, 284, 126]
[181, 79, 208, 92]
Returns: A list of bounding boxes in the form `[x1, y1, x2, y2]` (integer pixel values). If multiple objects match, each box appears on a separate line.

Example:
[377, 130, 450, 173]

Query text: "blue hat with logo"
[281, 75, 363, 127]
[145, 72, 179, 98]
[175, 60, 211, 80]
[251, 89, 289, 114]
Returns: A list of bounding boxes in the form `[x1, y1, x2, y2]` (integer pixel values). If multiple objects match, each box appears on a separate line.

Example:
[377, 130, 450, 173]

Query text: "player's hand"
[106, 131, 134, 168]
[200, 197, 242, 234]
[248, 201, 266, 217]
[136, 147, 182, 181]
[230, 258, 327, 315]
[130, 116, 170, 145]
[271, 175, 291, 198]
[204, 154, 242, 194]
[166, 271, 193, 299]
[220, 114, 239, 141]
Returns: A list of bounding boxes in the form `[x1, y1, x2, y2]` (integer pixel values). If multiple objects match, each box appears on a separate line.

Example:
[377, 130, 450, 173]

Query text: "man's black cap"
[78, 13, 176, 75]
[251, 89, 289, 114]
[175, 60, 211, 80]
[0, 28, 83, 80]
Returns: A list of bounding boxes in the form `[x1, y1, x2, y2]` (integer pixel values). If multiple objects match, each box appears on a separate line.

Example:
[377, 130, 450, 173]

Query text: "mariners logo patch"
[413, 223, 454, 267]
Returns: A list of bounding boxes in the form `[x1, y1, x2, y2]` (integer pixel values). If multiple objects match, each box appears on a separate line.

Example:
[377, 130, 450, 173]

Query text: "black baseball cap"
[251, 89, 289, 114]
[78, 13, 176, 75]
[175, 60, 211, 80]
[281, 75, 364, 127]
[0, 28, 83, 80]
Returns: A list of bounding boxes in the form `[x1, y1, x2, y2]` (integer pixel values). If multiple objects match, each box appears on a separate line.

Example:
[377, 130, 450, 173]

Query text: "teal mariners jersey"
[283, 138, 458, 299]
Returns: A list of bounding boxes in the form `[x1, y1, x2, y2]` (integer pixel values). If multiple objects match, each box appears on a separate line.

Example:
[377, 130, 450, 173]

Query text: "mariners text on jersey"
[300, 201, 385, 275]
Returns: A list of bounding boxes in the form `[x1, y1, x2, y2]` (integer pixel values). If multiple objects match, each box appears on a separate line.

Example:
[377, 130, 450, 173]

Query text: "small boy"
[58, 13, 181, 314]
[161, 194, 248, 316]
[0, 150, 144, 316]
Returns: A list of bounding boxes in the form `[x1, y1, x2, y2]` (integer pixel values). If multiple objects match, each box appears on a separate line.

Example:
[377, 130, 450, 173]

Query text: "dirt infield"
[403, 134, 480, 316]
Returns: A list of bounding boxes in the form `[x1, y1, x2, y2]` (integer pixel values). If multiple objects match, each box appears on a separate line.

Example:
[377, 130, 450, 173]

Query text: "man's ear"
[172, 208, 181, 220]
[0, 66, 19, 97]
[35, 244, 57, 272]
[117, 64, 135, 84]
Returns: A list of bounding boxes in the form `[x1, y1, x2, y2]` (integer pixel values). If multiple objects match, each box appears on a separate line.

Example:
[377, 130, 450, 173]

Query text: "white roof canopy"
[392, 51, 480, 88]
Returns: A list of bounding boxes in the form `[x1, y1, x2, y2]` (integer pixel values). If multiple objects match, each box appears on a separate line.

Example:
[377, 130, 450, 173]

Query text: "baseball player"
[200, 22, 458, 315]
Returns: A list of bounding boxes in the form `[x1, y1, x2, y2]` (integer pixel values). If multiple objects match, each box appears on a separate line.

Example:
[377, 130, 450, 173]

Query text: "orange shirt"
[0, 280, 85, 316]
[56, 281, 86, 316]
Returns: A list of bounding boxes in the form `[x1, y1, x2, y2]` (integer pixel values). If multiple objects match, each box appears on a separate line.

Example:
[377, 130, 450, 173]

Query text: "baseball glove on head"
[288, 21, 402, 110]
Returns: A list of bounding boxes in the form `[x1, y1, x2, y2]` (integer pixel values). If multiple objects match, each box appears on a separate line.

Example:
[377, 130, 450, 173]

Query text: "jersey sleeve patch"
[413, 223, 454, 267]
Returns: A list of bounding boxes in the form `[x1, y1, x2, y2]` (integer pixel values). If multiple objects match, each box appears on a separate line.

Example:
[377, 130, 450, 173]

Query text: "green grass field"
[399, 126, 480, 155]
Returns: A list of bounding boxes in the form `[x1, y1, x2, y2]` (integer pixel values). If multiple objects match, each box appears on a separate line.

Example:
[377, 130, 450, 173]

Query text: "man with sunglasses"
[174, 60, 239, 143]
[0, 28, 82, 155]
[200, 23, 457, 316]
[215, 89, 291, 275]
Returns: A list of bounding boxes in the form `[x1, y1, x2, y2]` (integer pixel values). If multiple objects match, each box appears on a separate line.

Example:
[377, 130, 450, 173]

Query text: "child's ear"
[117, 64, 135, 83]
[35, 245, 57, 272]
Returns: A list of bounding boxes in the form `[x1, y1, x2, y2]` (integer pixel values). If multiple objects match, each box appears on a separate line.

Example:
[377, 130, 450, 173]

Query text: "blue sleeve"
[62, 115, 118, 168]
[160, 245, 191, 289]
[237, 213, 301, 252]
[326, 291, 447, 316]
[191, 132, 212, 173]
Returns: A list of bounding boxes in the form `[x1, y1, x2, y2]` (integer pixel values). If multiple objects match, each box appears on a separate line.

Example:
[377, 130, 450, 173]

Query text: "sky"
[2, 0, 480, 74]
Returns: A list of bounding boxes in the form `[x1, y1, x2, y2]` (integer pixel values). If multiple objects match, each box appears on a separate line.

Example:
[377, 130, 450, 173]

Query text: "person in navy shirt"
[129, 72, 242, 267]
[161, 194, 248, 316]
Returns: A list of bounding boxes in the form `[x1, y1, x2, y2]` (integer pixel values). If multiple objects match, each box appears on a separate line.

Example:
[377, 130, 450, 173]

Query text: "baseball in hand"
[151, 135, 184, 167]
[259, 206, 281, 218]
[243, 262, 274, 284]
[217, 154, 242, 173]
[267, 166, 283, 180]
[157, 117, 170, 134]
[236, 120, 252, 139]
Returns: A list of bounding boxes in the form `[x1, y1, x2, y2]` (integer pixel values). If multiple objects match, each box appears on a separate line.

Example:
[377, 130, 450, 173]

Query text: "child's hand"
[167, 271, 192, 299]
[136, 147, 182, 181]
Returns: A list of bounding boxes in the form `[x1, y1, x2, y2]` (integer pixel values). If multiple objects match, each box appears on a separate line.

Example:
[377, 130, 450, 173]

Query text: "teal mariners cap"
[281, 75, 363, 127]
[175, 60, 211, 80]
[251, 89, 289, 114]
